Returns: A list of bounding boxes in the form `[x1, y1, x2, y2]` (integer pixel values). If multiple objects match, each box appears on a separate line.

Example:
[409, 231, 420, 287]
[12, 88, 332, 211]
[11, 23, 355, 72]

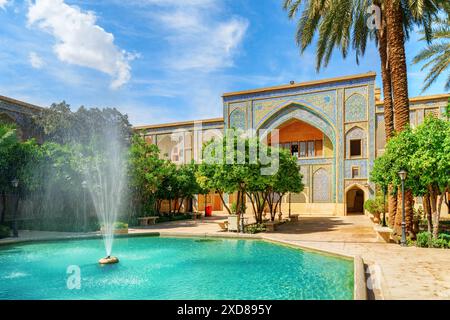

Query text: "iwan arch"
[134, 72, 449, 216]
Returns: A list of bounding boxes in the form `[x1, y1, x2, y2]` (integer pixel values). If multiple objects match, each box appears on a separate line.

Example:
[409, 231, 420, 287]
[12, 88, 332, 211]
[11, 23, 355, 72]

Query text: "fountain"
[81, 126, 127, 264]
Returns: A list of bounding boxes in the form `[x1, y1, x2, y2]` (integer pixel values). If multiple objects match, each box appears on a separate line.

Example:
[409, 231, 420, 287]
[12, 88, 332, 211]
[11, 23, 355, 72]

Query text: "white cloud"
[151, 2, 248, 72]
[0, 0, 8, 10]
[27, 0, 136, 89]
[29, 51, 43, 69]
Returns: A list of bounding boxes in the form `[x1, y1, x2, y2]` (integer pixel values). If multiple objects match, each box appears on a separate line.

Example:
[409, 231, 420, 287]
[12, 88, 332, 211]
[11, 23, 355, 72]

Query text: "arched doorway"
[346, 186, 365, 215]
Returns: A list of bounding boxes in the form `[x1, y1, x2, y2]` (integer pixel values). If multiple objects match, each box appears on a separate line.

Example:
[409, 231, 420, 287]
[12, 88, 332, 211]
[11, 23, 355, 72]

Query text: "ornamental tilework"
[345, 180, 367, 189]
[368, 83, 376, 180]
[259, 105, 336, 144]
[313, 168, 331, 202]
[345, 94, 367, 122]
[336, 88, 345, 202]
[345, 160, 368, 179]
[345, 86, 367, 97]
[229, 108, 246, 129]
[300, 166, 309, 185]
[224, 77, 373, 103]
[253, 90, 336, 126]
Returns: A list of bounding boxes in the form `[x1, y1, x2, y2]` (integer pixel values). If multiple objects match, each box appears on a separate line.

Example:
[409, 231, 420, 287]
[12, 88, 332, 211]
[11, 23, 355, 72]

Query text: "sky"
[0, 0, 448, 126]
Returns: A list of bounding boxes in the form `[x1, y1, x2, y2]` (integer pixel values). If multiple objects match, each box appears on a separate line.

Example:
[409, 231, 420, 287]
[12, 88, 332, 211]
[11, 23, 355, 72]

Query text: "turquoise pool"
[0, 237, 354, 300]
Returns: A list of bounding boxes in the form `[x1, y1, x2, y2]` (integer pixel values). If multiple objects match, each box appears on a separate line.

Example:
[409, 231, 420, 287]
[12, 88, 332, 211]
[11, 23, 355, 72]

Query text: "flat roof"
[222, 72, 377, 98]
[134, 117, 224, 131]
[0, 94, 43, 111]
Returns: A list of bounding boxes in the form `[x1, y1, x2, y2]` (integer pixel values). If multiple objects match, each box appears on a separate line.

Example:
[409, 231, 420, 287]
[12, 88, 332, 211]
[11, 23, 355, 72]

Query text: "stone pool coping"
[0, 230, 367, 300]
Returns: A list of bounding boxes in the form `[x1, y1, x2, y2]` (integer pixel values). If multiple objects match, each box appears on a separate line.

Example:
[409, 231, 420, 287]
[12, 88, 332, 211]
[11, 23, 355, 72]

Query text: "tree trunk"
[217, 191, 231, 215]
[387, 185, 397, 228]
[247, 192, 258, 223]
[385, 0, 410, 131]
[434, 193, 444, 239]
[423, 194, 433, 233]
[394, 189, 414, 237]
[386, 0, 414, 235]
[428, 186, 439, 239]
[378, 23, 398, 227]
[378, 24, 394, 139]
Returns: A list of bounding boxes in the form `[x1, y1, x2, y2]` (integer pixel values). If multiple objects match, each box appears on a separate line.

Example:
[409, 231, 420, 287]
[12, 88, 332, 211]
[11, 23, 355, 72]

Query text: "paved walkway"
[1, 214, 449, 300]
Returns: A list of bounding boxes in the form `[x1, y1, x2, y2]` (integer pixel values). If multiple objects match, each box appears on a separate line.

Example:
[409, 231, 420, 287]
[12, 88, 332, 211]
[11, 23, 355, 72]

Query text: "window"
[350, 139, 362, 157]
[291, 143, 299, 158]
[299, 142, 306, 158]
[315, 140, 323, 157]
[307, 141, 315, 157]
[352, 167, 360, 178]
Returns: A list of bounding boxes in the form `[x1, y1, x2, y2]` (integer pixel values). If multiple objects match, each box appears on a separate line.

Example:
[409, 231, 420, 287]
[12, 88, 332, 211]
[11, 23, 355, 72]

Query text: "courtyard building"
[134, 72, 449, 216]
[1, 72, 448, 216]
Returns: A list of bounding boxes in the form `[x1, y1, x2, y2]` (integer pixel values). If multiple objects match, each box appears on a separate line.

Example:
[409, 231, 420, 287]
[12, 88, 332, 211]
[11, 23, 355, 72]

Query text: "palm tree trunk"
[394, 189, 414, 236]
[385, 0, 410, 131]
[387, 185, 397, 227]
[386, 0, 414, 235]
[378, 22, 397, 227]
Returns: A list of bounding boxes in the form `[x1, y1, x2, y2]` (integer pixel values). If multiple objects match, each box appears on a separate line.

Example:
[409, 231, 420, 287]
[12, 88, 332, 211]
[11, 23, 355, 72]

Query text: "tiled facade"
[136, 73, 449, 216]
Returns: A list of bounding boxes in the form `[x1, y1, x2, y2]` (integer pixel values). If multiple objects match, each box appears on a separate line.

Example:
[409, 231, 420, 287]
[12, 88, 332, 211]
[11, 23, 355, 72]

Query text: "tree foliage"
[371, 115, 450, 239]
[196, 131, 303, 223]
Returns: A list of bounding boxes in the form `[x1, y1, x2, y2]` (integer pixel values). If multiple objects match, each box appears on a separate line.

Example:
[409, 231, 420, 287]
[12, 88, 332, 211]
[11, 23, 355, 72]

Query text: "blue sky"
[0, 0, 447, 126]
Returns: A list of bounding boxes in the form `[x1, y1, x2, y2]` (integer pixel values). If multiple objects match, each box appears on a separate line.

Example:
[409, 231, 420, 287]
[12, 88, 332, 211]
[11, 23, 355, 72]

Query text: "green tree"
[129, 135, 166, 216]
[413, 16, 450, 92]
[32, 101, 133, 145]
[0, 123, 40, 224]
[371, 115, 450, 240]
[197, 131, 304, 223]
[409, 116, 450, 239]
[266, 149, 304, 221]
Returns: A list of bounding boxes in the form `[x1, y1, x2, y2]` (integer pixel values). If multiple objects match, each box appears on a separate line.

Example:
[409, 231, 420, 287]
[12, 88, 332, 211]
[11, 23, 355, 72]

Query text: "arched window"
[345, 126, 366, 158]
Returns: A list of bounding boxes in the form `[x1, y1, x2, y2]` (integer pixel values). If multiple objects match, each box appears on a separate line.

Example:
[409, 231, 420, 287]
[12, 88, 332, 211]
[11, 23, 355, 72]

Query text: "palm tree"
[282, 0, 441, 235]
[413, 16, 450, 92]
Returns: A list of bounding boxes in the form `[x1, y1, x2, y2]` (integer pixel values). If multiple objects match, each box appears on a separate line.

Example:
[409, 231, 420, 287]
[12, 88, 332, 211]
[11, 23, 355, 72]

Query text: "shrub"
[364, 196, 385, 215]
[416, 232, 432, 248]
[416, 232, 450, 249]
[0, 225, 11, 238]
[432, 238, 449, 249]
[438, 233, 450, 242]
[245, 223, 266, 234]
[114, 222, 128, 229]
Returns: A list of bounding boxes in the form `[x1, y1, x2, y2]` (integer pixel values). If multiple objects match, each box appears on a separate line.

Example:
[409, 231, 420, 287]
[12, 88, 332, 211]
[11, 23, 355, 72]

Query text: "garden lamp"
[11, 178, 19, 237]
[398, 170, 407, 246]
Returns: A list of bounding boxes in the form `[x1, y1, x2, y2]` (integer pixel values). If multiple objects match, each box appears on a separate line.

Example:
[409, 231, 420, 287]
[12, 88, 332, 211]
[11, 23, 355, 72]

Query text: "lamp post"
[11, 178, 19, 238]
[398, 170, 407, 246]
[81, 181, 87, 232]
[239, 182, 245, 234]
[167, 185, 172, 214]
[382, 185, 387, 227]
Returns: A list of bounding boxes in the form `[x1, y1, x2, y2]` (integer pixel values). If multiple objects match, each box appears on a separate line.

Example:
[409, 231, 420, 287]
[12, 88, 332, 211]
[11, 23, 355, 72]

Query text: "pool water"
[0, 237, 354, 300]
